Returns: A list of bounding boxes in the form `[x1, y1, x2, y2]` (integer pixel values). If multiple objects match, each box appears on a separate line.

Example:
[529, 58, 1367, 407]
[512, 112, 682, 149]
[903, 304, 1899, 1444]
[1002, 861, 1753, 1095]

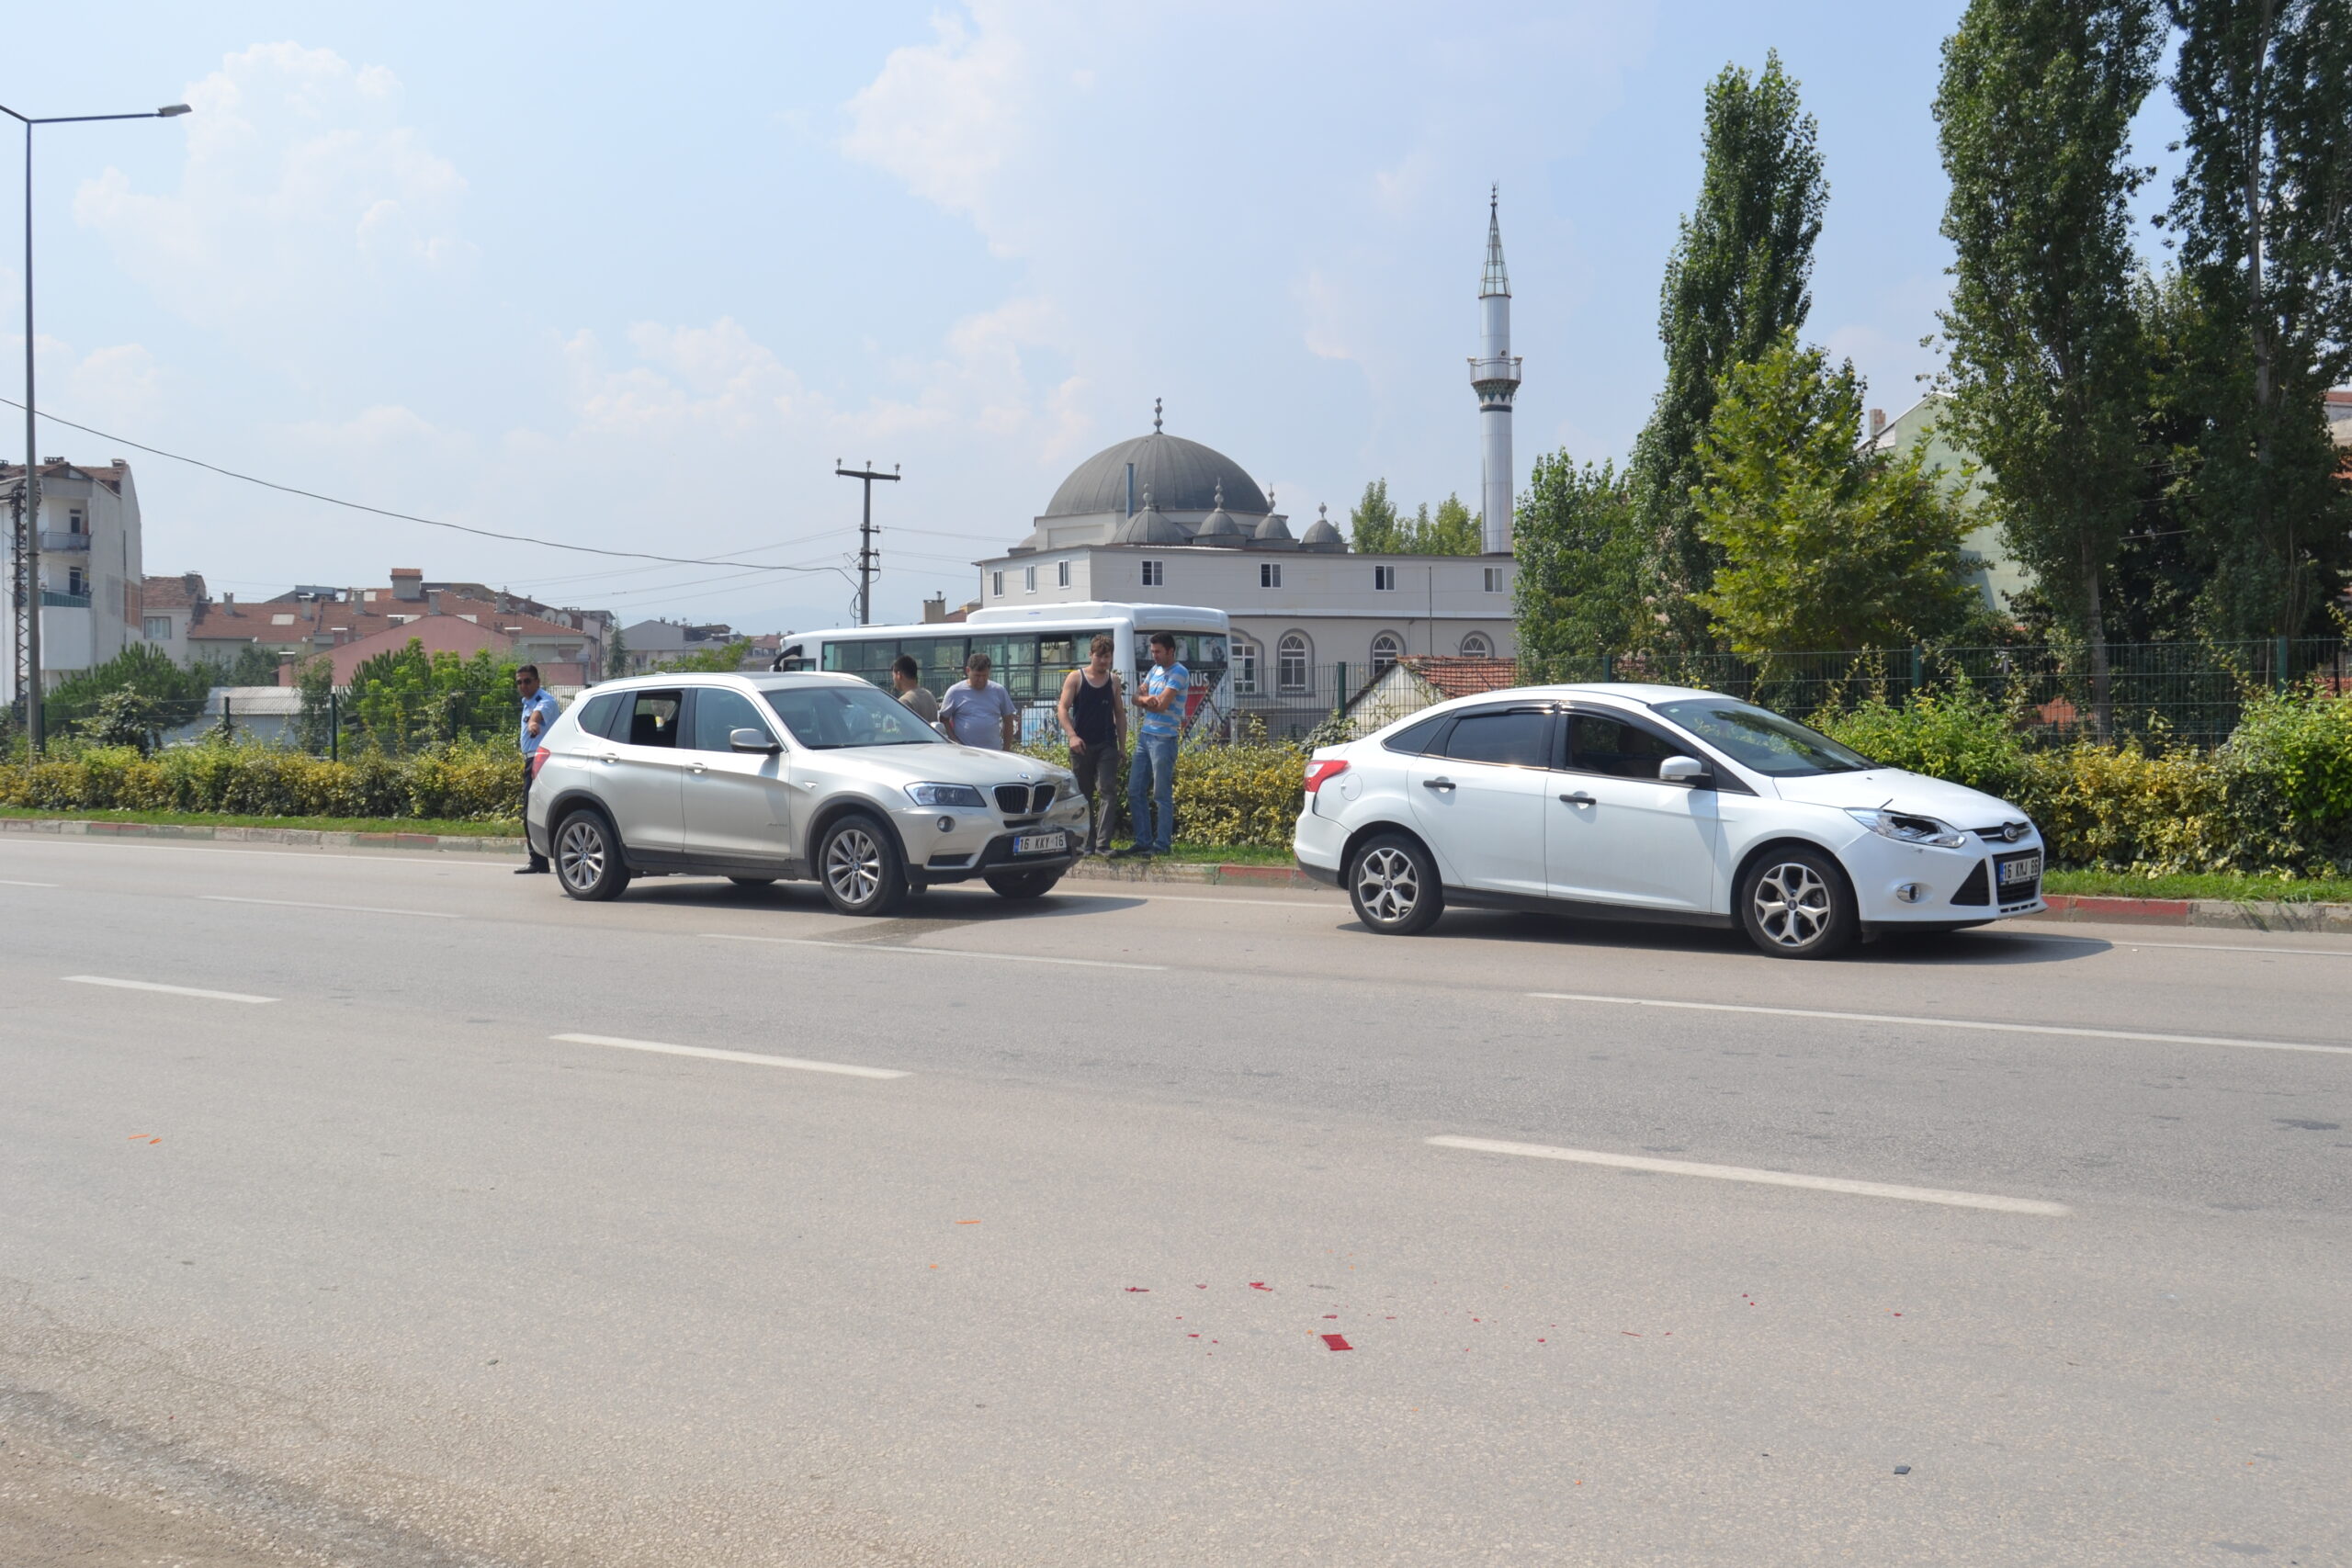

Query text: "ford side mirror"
[730, 728, 781, 754]
[1659, 754, 1711, 784]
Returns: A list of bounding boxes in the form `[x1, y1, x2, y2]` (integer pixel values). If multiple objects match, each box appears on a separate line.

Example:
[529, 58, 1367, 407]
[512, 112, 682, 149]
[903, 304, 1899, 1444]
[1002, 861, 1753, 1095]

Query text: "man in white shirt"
[938, 652, 1020, 750]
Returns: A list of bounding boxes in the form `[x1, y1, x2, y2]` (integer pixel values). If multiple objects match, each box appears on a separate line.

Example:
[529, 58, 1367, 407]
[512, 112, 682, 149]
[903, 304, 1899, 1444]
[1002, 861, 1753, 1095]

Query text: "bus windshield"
[761, 683, 943, 750]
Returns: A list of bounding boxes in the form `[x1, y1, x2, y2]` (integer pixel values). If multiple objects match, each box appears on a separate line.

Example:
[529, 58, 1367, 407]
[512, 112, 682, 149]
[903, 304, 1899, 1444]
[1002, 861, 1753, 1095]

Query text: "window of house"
[1232, 640, 1260, 695]
[1057, 559, 1071, 588]
[1276, 633, 1309, 694]
[143, 615, 171, 640]
[1460, 631, 1495, 658]
[991, 570, 1005, 597]
[1374, 565, 1397, 592]
[67, 567, 86, 596]
[1260, 562, 1283, 588]
[1141, 560, 1164, 587]
[1370, 632, 1403, 673]
[1023, 564, 1037, 593]
[1483, 566, 1506, 592]
[67, 508, 85, 535]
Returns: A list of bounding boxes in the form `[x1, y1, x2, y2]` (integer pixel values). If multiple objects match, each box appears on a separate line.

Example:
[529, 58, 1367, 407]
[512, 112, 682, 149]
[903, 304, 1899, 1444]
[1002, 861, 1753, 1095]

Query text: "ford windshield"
[1649, 696, 1874, 777]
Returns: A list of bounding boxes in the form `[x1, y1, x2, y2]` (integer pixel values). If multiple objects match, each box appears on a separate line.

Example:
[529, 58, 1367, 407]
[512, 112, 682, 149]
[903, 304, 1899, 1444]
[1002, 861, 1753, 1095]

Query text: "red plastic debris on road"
[1320, 1334, 1352, 1351]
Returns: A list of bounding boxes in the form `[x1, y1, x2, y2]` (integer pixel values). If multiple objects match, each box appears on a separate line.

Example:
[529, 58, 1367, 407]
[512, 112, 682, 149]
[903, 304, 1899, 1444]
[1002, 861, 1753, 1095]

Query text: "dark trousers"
[1068, 739, 1121, 852]
[523, 757, 548, 868]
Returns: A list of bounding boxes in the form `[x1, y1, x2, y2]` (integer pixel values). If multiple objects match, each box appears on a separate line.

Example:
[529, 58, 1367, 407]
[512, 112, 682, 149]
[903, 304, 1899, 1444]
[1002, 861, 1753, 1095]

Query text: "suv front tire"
[816, 812, 909, 917]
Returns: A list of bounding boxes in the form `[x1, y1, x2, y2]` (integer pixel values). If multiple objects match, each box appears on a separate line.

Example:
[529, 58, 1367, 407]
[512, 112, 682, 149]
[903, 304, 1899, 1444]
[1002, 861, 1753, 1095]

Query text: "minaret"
[1469, 186, 1522, 555]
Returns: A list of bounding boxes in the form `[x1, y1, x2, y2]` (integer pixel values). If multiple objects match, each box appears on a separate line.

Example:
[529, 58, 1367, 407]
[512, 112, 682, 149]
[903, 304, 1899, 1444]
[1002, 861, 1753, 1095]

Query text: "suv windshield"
[1649, 696, 1874, 777]
[761, 683, 943, 750]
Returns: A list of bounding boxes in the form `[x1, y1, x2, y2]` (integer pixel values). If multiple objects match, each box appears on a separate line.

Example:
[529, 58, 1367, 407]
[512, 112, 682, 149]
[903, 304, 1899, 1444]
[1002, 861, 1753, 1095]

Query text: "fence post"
[1602, 651, 1614, 682]
[220, 694, 232, 739]
[1909, 645, 1924, 696]
[2274, 634, 2290, 693]
[1335, 661, 1349, 706]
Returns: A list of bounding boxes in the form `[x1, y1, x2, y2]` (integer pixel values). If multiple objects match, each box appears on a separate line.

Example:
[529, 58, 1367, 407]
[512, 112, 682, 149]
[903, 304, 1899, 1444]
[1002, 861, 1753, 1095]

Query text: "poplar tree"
[2164, 0, 2352, 637]
[1512, 453, 1646, 669]
[1630, 52, 1827, 650]
[1935, 0, 2161, 736]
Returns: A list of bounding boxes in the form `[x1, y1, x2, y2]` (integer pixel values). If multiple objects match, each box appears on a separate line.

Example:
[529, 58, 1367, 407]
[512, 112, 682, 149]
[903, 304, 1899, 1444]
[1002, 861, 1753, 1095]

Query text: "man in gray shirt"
[892, 655, 940, 727]
[938, 652, 1020, 750]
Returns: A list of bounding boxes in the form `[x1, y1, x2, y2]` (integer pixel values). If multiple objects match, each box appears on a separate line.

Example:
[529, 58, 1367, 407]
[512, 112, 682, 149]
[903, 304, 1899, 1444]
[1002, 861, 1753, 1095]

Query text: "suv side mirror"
[730, 728, 782, 754]
[1658, 754, 1712, 785]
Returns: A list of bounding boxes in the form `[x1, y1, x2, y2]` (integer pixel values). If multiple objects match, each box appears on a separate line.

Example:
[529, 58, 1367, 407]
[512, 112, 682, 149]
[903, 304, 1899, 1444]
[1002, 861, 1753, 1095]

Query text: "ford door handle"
[1560, 791, 1596, 805]
[1421, 777, 1456, 792]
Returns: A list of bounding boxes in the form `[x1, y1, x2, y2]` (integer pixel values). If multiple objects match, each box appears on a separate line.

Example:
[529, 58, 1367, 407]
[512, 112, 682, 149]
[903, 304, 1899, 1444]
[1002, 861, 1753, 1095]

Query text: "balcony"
[38, 529, 90, 551]
[40, 589, 91, 608]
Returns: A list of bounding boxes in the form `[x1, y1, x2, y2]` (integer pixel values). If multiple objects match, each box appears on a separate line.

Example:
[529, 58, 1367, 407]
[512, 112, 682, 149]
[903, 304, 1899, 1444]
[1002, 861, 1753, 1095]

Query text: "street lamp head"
[156, 104, 192, 118]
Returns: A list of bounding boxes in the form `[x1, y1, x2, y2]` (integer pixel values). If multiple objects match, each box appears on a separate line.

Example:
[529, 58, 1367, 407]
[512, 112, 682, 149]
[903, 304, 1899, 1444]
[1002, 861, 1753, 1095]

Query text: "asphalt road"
[3, 836, 2346, 1567]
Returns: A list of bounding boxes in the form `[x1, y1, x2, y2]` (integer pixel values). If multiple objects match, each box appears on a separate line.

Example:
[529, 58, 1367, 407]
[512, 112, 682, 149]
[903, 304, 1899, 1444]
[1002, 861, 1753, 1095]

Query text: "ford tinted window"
[1443, 710, 1551, 767]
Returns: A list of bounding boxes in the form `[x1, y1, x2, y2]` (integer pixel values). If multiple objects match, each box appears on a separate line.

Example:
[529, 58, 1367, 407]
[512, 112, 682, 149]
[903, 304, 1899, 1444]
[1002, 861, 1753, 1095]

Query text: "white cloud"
[73, 42, 473, 348]
[840, 6, 1032, 246]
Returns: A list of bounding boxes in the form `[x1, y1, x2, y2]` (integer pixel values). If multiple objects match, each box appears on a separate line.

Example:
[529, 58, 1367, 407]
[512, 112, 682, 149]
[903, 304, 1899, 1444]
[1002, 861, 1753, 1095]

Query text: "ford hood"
[1767, 768, 2028, 829]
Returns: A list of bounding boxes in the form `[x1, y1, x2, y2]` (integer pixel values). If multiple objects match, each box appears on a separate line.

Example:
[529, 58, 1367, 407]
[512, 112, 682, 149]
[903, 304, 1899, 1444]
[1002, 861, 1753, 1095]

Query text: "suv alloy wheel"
[554, 809, 632, 902]
[817, 812, 909, 917]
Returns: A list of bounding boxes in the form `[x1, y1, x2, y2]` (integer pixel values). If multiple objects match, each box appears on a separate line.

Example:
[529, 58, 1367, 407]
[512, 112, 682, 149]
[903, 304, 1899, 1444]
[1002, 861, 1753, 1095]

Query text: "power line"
[0, 397, 857, 583]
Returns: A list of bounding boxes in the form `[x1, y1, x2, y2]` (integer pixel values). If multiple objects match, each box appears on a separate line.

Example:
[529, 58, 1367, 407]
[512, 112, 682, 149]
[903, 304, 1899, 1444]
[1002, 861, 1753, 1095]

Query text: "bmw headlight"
[906, 782, 987, 808]
[1845, 807, 1969, 849]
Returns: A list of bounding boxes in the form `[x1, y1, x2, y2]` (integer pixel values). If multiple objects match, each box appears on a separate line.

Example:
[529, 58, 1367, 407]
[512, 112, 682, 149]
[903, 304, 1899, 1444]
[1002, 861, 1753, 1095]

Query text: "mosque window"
[1277, 633, 1310, 694]
[1374, 566, 1398, 592]
[1141, 560, 1164, 587]
[1260, 563, 1283, 588]
[1023, 565, 1037, 593]
[1460, 631, 1495, 658]
[1483, 566, 1507, 592]
[1057, 559, 1071, 588]
[991, 571, 1005, 597]
[1371, 632, 1403, 673]
[1232, 640, 1260, 695]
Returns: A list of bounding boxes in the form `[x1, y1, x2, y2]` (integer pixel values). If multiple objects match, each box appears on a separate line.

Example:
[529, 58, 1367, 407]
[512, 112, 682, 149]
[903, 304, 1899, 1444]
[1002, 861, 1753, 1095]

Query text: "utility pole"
[3, 96, 189, 749]
[834, 459, 900, 626]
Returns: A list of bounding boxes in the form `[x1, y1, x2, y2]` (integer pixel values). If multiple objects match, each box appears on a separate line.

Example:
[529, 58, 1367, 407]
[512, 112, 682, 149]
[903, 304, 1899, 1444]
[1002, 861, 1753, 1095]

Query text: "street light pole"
[834, 459, 900, 626]
[2, 99, 188, 750]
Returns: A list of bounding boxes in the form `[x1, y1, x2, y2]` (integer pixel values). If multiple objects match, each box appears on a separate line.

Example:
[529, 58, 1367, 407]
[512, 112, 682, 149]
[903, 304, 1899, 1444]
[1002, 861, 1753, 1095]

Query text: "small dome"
[1299, 502, 1347, 552]
[1194, 481, 1245, 547]
[1114, 490, 1189, 546]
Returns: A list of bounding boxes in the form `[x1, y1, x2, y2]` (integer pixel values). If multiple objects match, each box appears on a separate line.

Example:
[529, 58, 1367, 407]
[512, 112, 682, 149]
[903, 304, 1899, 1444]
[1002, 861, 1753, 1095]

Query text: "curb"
[0, 816, 526, 855]
[2032, 892, 2352, 934]
[1061, 857, 1329, 892]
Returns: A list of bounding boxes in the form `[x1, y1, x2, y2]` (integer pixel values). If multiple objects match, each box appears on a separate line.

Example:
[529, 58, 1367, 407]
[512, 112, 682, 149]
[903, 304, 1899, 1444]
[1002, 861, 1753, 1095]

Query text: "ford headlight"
[906, 782, 987, 808]
[1846, 807, 1968, 849]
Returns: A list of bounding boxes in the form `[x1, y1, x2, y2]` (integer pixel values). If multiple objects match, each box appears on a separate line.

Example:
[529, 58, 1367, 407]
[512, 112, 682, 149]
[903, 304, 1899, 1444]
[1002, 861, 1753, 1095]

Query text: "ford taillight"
[1304, 758, 1350, 794]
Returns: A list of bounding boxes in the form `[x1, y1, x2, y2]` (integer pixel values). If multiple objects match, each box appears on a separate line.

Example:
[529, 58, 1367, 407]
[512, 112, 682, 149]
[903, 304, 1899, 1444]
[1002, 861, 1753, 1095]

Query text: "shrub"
[0, 736, 523, 823]
[1815, 681, 2031, 802]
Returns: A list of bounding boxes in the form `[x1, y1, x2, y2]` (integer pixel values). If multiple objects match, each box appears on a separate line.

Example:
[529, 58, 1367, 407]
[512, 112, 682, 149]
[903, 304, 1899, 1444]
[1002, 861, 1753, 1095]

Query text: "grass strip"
[2043, 869, 2352, 905]
[0, 806, 520, 837]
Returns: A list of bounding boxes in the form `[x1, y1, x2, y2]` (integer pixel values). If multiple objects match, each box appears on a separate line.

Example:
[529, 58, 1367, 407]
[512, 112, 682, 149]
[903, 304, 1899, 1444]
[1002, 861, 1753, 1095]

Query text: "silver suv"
[525, 672, 1088, 915]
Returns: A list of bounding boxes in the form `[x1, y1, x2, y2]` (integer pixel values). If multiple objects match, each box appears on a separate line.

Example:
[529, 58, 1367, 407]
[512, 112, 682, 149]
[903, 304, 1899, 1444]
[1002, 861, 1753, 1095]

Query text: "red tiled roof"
[140, 572, 208, 609]
[322, 615, 512, 683]
[0, 459, 128, 493]
[1394, 656, 1521, 700]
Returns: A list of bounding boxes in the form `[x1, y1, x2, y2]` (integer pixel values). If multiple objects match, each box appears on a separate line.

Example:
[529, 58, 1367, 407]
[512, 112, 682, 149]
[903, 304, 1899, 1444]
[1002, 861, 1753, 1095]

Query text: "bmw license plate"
[1996, 851, 2042, 888]
[1012, 831, 1068, 856]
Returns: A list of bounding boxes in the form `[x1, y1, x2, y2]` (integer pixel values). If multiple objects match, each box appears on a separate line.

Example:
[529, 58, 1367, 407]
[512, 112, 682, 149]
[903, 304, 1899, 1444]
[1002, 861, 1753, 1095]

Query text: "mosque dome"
[1194, 481, 1246, 546]
[1112, 491, 1190, 546]
[1252, 488, 1294, 543]
[1298, 502, 1347, 552]
[1044, 422, 1270, 519]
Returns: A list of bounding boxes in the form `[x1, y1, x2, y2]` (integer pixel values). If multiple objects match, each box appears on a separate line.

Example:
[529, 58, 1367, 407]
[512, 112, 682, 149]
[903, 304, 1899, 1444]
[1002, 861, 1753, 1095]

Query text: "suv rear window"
[624, 691, 683, 748]
[574, 691, 626, 740]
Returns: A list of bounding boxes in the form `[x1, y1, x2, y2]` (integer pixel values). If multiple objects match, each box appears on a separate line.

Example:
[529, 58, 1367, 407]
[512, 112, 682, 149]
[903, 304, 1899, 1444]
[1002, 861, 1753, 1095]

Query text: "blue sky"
[10, 2, 2184, 633]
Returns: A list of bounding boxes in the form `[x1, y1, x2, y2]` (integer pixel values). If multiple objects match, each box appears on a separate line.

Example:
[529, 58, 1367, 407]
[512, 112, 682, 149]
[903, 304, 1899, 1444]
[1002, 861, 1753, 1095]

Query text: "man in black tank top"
[1057, 633, 1128, 854]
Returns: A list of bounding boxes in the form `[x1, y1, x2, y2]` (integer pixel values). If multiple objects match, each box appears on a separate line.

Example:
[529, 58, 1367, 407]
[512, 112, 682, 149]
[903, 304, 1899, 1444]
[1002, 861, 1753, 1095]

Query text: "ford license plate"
[1997, 852, 2042, 887]
[1012, 831, 1068, 856]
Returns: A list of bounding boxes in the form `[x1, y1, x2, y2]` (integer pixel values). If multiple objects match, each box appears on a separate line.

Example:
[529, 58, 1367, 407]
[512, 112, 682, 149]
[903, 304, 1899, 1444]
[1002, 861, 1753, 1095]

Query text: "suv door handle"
[1421, 777, 1456, 792]
[599, 752, 619, 764]
[1559, 791, 1596, 805]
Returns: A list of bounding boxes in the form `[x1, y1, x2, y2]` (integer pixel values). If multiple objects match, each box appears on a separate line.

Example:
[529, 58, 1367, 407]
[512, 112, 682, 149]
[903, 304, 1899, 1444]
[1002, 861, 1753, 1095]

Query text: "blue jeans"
[1126, 731, 1178, 852]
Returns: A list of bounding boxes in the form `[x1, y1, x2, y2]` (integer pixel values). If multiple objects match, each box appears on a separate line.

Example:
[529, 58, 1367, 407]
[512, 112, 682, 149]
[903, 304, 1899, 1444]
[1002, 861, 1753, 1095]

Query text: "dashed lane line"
[63, 975, 278, 1005]
[701, 932, 1164, 970]
[0, 878, 58, 887]
[1528, 990, 2352, 1056]
[550, 1033, 908, 1079]
[200, 895, 461, 919]
[1428, 1136, 2073, 1216]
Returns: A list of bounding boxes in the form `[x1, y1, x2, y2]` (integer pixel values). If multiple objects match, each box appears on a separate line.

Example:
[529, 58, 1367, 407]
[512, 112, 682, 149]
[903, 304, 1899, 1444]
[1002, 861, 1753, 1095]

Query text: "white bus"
[772, 602, 1232, 741]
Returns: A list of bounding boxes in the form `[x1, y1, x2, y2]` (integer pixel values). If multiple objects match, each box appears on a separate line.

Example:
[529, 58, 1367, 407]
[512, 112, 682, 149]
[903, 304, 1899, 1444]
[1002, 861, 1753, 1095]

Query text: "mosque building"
[970, 192, 1521, 720]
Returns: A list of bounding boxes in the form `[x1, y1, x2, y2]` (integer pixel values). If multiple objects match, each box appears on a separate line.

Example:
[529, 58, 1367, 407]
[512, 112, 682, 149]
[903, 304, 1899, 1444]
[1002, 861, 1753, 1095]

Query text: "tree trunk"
[2242, 0, 2285, 632]
[2082, 539, 2112, 742]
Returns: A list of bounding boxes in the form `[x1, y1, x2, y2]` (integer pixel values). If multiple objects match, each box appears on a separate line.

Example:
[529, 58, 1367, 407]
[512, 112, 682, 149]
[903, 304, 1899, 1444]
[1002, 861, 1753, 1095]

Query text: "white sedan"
[1292, 683, 2046, 958]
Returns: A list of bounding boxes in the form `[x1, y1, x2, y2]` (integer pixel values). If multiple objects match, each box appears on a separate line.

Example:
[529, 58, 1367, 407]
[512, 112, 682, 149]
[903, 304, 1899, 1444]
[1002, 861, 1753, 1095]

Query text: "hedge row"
[10, 687, 2349, 874]
[0, 739, 522, 822]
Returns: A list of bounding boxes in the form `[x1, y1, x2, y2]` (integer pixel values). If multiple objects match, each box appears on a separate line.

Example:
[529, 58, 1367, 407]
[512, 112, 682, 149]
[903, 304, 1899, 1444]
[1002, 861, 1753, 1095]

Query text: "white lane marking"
[201, 895, 461, 919]
[0, 878, 58, 887]
[701, 933, 1164, 970]
[1428, 1136, 2073, 1216]
[1115, 892, 1333, 908]
[550, 1032, 907, 1079]
[1529, 991, 2352, 1056]
[64, 975, 277, 1005]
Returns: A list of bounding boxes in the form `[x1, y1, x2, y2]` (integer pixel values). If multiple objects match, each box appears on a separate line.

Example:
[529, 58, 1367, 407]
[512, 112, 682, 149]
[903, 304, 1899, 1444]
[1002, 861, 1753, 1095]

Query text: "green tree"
[345, 640, 519, 753]
[2162, 0, 2352, 637]
[655, 638, 753, 673]
[44, 643, 209, 737]
[1935, 0, 2161, 735]
[291, 654, 338, 754]
[1694, 336, 1980, 654]
[74, 688, 176, 754]
[2106, 268, 2216, 642]
[1629, 51, 1828, 649]
[1349, 479, 1404, 552]
[605, 624, 628, 680]
[1512, 452, 1647, 668]
[1424, 494, 1482, 555]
